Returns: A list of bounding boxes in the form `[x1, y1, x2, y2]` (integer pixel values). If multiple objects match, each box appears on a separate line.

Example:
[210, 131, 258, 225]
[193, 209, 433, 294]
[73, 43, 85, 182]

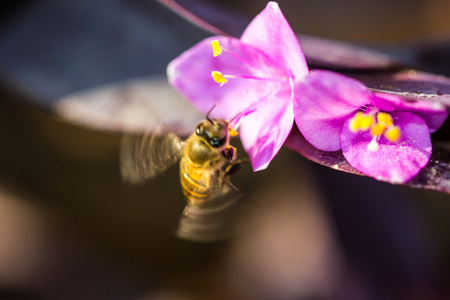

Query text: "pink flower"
[168, 1, 448, 182]
[167, 1, 308, 171]
[293, 70, 448, 183]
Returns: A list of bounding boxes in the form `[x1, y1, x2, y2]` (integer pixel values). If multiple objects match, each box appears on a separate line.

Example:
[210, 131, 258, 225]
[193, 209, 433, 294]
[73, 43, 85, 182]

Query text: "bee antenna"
[206, 103, 217, 124]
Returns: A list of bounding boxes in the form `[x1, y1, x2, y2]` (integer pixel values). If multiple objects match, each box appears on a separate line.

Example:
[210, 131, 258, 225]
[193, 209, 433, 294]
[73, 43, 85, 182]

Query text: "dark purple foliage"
[352, 70, 450, 109]
[286, 128, 450, 193]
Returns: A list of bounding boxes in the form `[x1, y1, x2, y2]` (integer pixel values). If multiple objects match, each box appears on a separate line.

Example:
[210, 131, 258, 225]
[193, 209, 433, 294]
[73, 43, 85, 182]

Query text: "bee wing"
[175, 178, 247, 242]
[120, 131, 185, 184]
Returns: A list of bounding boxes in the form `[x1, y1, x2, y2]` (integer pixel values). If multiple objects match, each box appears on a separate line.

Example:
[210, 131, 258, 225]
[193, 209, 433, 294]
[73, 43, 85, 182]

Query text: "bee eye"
[209, 137, 225, 147]
[195, 125, 203, 136]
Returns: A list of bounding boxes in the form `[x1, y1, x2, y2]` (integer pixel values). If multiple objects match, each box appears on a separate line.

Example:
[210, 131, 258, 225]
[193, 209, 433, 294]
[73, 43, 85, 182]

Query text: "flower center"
[210, 40, 289, 86]
[348, 110, 401, 152]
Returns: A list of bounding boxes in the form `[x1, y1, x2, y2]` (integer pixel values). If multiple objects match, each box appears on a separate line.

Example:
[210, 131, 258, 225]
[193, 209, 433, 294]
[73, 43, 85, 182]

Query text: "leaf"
[158, 0, 249, 37]
[285, 128, 450, 193]
[285, 127, 361, 175]
[408, 142, 450, 192]
[350, 70, 450, 109]
[298, 34, 400, 71]
[55, 77, 203, 136]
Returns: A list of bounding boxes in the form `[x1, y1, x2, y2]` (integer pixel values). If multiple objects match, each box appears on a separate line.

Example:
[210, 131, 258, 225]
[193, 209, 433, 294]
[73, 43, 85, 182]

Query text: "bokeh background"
[0, 0, 450, 299]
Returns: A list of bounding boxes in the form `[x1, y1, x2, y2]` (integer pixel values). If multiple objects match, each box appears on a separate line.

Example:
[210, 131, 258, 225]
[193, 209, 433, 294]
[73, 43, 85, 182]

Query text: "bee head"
[195, 119, 229, 148]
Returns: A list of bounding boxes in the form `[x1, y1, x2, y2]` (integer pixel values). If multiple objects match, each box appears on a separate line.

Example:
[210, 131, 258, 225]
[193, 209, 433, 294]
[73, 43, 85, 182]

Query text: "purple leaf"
[298, 34, 399, 71]
[158, 0, 249, 37]
[285, 127, 359, 174]
[286, 128, 450, 193]
[55, 77, 203, 136]
[350, 70, 450, 110]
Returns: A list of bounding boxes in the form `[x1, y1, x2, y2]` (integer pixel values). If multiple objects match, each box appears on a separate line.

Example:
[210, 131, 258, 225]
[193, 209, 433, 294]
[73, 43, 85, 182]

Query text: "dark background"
[0, 1, 449, 299]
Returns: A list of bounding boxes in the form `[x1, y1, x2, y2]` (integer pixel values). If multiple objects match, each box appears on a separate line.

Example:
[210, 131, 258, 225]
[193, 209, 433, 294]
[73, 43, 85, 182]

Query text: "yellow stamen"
[384, 126, 401, 142]
[349, 112, 362, 132]
[350, 110, 400, 150]
[359, 115, 374, 131]
[228, 127, 238, 137]
[377, 112, 393, 126]
[349, 111, 363, 132]
[349, 112, 374, 132]
[371, 123, 386, 136]
[211, 40, 223, 57]
[211, 71, 228, 86]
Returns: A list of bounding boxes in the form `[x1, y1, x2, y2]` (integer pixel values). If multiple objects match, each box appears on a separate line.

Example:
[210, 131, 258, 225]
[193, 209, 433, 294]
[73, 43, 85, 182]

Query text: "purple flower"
[167, 1, 308, 171]
[293, 70, 449, 183]
[168, 0, 448, 183]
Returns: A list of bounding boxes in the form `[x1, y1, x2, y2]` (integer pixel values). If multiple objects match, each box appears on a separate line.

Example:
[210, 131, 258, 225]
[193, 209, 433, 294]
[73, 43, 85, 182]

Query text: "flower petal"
[240, 2, 308, 79]
[341, 112, 432, 183]
[373, 92, 449, 133]
[167, 36, 287, 120]
[419, 111, 448, 133]
[240, 92, 294, 171]
[293, 70, 374, 151]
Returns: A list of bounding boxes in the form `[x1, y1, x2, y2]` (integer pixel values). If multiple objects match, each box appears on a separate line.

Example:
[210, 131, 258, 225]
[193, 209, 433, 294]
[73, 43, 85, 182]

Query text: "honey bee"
[120, 112, 246, 242]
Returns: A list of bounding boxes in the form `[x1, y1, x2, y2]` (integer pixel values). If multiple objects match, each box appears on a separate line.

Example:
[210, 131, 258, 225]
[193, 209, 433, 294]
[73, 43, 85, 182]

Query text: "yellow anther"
[377, 112, 393, 127]
[211, 40, 223, 57]
[228, 127, 238, 137]
[349, 119, 359, 132]
[211, 71, 228, 86]
[384, 126, 401, 142]
[349, 112, 363, 132]
[358, 115, 374, 131]
[371, 123, 386, 136]
[350, 112, 374, 132]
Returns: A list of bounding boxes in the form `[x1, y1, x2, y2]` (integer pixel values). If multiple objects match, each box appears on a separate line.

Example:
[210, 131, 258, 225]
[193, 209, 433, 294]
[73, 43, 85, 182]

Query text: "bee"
[120, 110, 246, 242]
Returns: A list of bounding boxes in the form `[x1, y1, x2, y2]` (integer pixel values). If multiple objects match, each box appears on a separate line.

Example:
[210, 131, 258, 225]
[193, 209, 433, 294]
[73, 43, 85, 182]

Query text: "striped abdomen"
[179, 135, 226, 206]
[179, 155, 224, 206]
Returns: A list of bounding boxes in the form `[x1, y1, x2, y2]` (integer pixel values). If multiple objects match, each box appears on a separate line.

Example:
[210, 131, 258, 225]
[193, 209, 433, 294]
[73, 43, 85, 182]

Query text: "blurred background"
[0, 0, 449, 299]
[227, 0, 450, 43]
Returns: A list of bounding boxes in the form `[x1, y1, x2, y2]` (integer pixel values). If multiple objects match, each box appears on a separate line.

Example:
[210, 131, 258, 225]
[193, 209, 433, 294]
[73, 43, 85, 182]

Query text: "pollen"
[349, 112, 374, 132]
[350, 110, 402, 149]
[211, 71, 228, 86]
[359, 115, 374, 131]
[384, 126, 401, 142]
[377, 112, 393, 127]
[211, 40, 223, 57]
[228, 127, 238, 137]
[371, 123, 386, 136]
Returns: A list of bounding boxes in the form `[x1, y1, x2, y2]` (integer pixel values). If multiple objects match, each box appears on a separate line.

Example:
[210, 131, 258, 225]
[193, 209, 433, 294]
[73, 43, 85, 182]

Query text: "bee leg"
[224, 158, 250, 178]
[222, 146, 237, 162]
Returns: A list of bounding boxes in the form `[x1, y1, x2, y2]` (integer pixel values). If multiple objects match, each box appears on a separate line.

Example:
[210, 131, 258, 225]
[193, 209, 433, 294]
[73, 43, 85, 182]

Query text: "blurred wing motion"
[120, 132, 185, 184]
[120, 119, 249, 242]
[176, 179, 246, 243]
